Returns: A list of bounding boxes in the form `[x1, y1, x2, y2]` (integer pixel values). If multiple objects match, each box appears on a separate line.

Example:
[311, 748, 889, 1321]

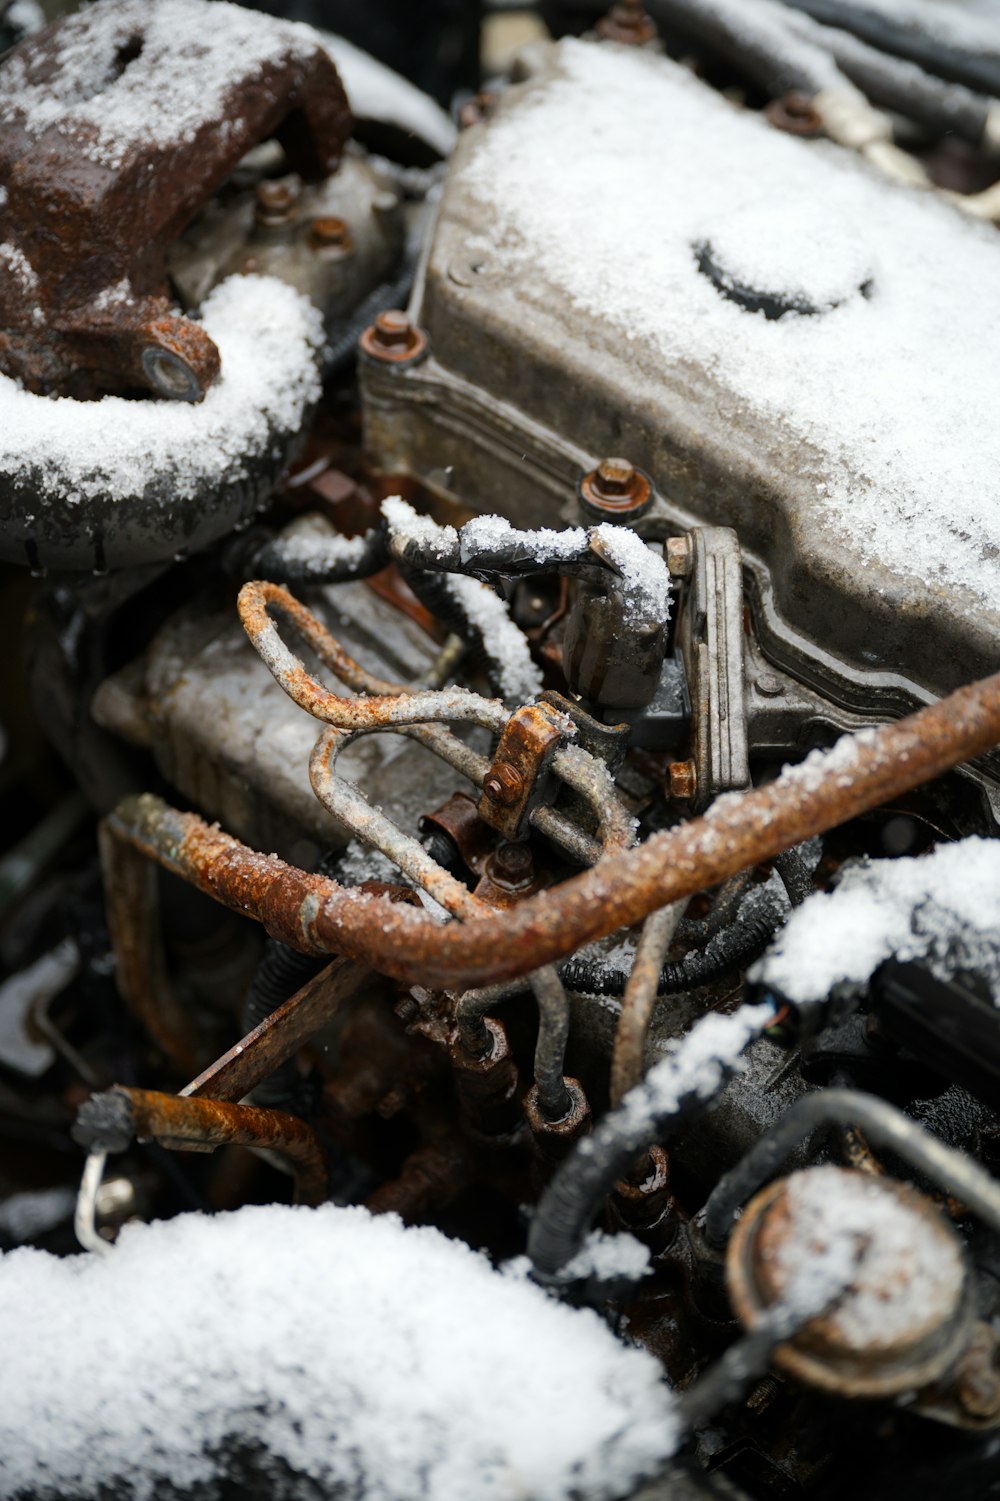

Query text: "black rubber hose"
[397, 562, 514, 700]
[779, 0, 1000, 99]
[787, 13, 993, 144]
[528, 1001, 776, 1278]
[647, 0, 842, 98]
[325, 254, 418, 378]
[250, 523, 390, 587]
[560, 910, 778, 997]
[702, 1086, 1000, 1251]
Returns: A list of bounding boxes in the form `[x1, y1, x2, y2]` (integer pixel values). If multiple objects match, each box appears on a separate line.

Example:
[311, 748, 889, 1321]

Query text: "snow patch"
[754, 836, 1000, 1005]
[0, 1203, 679, 1500]
[0, 274, 322, 506]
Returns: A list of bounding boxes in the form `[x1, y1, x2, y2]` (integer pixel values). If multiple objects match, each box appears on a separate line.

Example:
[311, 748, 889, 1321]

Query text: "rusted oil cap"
[578, 457, 653, 522]
[726, 1166, 972, 1398]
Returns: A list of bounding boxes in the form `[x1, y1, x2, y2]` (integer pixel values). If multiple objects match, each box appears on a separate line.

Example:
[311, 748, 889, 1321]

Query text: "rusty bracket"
[0, 0, 351, 399]
[477, 702, 571, 841]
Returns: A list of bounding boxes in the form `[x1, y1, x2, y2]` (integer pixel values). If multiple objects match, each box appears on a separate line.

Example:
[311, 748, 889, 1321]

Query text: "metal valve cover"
[362, 37, 1000, 728]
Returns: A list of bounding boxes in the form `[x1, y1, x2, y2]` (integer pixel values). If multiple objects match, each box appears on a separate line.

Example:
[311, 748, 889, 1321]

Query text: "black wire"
[560, 911, 778, 997]
[527, 1003, 775, 1278]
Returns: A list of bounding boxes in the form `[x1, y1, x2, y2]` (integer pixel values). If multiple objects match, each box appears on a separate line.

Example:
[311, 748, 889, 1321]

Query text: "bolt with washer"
[359, 309, 429, 366]
[578, 456, 653, 522]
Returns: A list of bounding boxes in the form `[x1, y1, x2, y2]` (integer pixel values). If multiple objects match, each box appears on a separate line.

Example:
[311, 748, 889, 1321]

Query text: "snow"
[754, 836, 1000, 1005]
[0, 274, 322, 506]
[3, 1, 43, 38]
[0, 1203, 679, 1500]
[591, 524, 671, 623]
[382, 498, 544, 703]
[320, 33, 456, 158]
[560, 1228, 653, 1284]
[766, 1166, 965, 1349]
[615, 1001, 776, 1140]
[461, 38, 1000, 618]
[0, 0, 324, 171]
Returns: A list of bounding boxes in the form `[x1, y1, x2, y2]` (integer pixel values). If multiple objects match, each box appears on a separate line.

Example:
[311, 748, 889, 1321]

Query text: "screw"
[482, 764, 524, 806]
[665, 536, 693, 578]
[359, 309, 429, 366]
[669, 760, 697, 800]
[756, 673, 785, 698]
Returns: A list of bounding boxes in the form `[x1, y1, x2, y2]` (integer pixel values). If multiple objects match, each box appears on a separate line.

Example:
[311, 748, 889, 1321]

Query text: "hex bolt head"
[578, 456, 653, 521]
[596, 0, 658, 45]
[669, 760, 697, 800]
[309, 215, 351, 250]
[254, 177, 299, 225]
[482, 765, 524, 806]
[359, 309, 429, 366]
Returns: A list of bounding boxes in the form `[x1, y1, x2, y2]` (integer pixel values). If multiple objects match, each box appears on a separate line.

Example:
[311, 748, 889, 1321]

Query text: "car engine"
[0, 2, 999, 1499]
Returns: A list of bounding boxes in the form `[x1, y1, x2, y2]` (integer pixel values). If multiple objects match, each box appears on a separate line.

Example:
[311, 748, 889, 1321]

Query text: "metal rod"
[610, 901, 686, 1107]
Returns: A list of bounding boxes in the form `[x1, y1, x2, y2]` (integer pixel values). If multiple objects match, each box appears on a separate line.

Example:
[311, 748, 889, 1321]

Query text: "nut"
[482, 765, 524, 806]
[668, 760, 697, 800]
[359, 309, 429, 366]
[578, 456, 653, 521]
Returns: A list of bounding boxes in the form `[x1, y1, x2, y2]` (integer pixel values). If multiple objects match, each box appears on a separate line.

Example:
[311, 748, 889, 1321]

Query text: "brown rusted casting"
[0, 0, 351, 399]
[105, 1085, 328, 1205]
[104, 667, 1000, 990]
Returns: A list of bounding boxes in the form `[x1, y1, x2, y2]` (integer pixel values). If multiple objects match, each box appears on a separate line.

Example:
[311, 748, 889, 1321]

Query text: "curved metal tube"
[238, 579, 508, 734]
[104, 664, 1000, 989]
[609, 901, 686, 1108]
[703, 1087, 1000, 1249]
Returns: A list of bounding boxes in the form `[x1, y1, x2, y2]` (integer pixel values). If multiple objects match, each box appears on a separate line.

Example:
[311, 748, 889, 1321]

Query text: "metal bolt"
[596, 0, 658, 45]
[766, 92, 825, 138]
[579, 456, 653, 521]
[309, 215, 351, 250]
[254, 177, 299, 225]
[756, 673, 785, 698]
[482, 765, 524, 806]
[665, 536, 693, 578]
[489, 841, 535, 889]
[669, 760, 697, 800]
[358, 309, 429, 366]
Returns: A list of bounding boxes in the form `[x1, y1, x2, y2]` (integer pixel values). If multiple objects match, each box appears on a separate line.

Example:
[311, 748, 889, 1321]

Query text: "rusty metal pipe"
[104, 668, 1000, 990]
[238, 579, 507, 733]
[74, 1086, 329, 1206]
